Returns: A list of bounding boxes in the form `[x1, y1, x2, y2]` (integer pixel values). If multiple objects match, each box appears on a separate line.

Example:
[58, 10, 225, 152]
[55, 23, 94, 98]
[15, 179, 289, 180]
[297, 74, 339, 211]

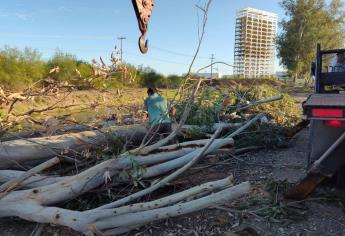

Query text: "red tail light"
[312, 108, 343, 118]
[324, 120, 345, 127]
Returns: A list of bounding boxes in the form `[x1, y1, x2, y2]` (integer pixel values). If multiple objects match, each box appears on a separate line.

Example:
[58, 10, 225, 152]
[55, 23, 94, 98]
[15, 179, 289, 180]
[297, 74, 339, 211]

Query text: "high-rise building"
[234, 8, 277, 78]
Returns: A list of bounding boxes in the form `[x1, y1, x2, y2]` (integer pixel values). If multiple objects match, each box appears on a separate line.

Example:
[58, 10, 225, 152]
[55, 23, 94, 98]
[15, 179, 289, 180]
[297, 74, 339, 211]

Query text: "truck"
[286, 44, 345, 200]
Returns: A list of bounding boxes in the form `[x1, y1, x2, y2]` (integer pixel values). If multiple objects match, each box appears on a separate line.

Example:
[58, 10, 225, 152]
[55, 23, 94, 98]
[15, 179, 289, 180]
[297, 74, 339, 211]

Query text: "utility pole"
[210, 54, 215, 79]
[117, 36, 126, 63]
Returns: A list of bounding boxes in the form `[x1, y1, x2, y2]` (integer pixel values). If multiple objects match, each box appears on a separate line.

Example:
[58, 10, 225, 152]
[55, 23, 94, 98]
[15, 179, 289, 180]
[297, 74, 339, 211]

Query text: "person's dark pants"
[148, 122, 172, 144]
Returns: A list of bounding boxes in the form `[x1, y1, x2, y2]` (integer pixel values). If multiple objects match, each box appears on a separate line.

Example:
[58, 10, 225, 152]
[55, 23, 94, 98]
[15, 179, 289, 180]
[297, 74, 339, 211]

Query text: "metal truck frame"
[286, 44, 345, 200]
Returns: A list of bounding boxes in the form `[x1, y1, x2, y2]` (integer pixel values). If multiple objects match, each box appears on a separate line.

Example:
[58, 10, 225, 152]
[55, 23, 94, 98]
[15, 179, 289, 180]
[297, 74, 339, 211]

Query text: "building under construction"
[234, 8, 277, 78]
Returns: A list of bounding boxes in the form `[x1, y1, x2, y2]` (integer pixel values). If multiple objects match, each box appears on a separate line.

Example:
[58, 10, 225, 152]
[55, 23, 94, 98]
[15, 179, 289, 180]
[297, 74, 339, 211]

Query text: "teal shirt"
[144, 93, 171, 126]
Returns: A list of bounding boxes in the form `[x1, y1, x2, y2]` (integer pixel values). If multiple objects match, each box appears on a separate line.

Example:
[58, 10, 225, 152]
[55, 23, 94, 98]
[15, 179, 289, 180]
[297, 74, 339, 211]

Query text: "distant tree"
[277, 0, 345, 83]
[0, 46, 46, 89]
[76, 61, 93, 78]
[47, 51, 79, 83]
[166, 75, 184, 88]
[138, 67, 166, 87]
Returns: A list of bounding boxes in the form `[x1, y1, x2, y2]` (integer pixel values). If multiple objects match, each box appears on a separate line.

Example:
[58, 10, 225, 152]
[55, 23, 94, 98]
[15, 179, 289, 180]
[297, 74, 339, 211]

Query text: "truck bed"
[304, 93, 345, 107]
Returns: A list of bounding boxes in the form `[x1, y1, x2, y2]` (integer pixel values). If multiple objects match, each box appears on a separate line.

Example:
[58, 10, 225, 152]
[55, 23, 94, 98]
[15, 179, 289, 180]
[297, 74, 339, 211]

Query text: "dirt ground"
[1, 129, 345, 236]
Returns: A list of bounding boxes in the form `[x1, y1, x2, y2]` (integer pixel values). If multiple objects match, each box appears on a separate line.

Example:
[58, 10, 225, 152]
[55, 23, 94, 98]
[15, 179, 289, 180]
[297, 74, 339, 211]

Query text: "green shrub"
[176, 84, 301, 127]
[77, 61, 93, 78]
[89, 76, 123, 90]
[138, 67, 165, 87]
[0, 47, 182, 91]
[238, 84, 301, 126]
[166, 75, 184, 88]
[0, 46, 46, 90]
[175, 87, 224, 126]
[47, 51, 79, 83]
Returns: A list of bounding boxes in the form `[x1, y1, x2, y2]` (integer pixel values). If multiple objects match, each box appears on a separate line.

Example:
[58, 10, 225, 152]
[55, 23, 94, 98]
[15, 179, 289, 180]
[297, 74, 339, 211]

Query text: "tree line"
[0, 46, 184, 91]
[277, 0, 345, 83]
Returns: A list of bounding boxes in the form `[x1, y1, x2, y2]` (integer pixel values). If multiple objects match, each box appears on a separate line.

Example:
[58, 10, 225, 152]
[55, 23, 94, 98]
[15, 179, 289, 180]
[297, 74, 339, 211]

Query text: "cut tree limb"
[98, 181, 251, 234]
[104, 117, 260, 211]
[235, 95, 283, 112]
[88, 175, 234, 217]
[0, 157, 60, 197]
[96, 136, 232, 210]
[0, 179, 250, 235]
[0, 170, 64, 189]
[1, 138, 234, 206]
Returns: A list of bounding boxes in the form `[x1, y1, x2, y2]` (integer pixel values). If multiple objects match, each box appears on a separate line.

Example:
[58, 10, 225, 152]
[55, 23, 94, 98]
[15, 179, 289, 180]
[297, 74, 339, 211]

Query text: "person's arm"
[144, 98, 148, 111]
[167, 100, 176, 117]
[143, 98, 149, 121]
[169, 107, 176, 117]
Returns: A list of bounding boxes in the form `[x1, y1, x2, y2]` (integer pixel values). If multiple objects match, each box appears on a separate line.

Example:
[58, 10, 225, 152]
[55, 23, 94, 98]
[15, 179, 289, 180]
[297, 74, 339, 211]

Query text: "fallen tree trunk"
[0, 176, 250, 235]
[0, 124, 93, 142]
[0, 143, 233, 190]
[0, 123, 237, 169]
[0, 114, 262, 235]
[0, 124, 147, 169]
[2, 138, 234, 206]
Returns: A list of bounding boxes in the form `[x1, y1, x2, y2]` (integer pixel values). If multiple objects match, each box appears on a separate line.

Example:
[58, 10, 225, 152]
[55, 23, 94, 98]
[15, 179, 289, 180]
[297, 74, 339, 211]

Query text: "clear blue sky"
[0, 0, 285, 75]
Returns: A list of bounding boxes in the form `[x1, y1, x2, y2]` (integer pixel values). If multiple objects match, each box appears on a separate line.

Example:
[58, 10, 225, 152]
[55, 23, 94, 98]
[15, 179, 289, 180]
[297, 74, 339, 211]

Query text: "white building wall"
[234, 8, 277, 78]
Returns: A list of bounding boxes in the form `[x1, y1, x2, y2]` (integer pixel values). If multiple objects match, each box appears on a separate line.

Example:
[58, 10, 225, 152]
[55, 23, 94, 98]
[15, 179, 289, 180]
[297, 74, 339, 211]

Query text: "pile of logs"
[0, 72, 286, 235]
[0, 75, 287, 235]
[0, 115, 265, 235]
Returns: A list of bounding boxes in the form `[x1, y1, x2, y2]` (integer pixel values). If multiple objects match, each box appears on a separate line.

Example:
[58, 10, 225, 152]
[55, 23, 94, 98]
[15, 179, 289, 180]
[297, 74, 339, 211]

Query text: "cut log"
[1, 138, 233, 206]
[0, 123, 237, 169]
[0, 125, 147, 169]
[0, 125, 93, 142]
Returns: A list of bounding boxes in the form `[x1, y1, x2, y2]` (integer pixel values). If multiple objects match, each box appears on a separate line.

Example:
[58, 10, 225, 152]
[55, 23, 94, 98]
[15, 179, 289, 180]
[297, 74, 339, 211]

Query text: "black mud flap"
[285, 131, 345, 200]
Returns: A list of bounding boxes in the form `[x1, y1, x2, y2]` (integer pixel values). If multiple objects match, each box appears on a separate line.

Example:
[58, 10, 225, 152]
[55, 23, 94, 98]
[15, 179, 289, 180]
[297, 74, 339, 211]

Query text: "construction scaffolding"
[234, 8, 277, 78]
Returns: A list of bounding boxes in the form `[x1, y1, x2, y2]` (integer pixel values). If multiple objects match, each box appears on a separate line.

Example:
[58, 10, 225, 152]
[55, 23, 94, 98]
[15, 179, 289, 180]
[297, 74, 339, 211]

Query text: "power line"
[0, 33, 213, 60]
[149, 45, 209, 60]
[125, 50, 200, 66]
[124, 38, 210, 60]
